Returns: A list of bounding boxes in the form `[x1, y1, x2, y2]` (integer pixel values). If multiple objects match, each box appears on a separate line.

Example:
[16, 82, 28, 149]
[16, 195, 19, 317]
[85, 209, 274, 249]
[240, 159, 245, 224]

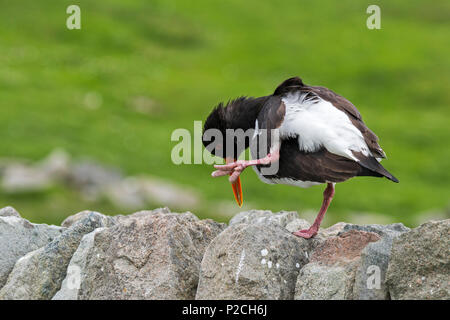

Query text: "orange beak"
[231, 176, 243, 207]
[226, 158, 243, 207]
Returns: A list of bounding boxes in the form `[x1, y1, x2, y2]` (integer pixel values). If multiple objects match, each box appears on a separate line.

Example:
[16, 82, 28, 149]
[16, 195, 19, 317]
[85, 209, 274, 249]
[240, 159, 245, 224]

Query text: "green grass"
[0, 0, 449, 226]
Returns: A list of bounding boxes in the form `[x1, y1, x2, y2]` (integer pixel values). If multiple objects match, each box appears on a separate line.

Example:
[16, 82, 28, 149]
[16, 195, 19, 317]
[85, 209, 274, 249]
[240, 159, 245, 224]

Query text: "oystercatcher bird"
[202, 77, 398, 238]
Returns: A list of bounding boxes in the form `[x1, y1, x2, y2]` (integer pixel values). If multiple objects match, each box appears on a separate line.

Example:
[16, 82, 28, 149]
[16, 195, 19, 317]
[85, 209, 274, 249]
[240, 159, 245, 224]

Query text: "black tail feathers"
[354, 152, 399, 183]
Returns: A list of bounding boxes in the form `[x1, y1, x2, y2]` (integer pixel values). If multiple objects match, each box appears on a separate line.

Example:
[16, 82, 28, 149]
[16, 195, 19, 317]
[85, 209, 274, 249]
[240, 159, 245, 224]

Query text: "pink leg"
[211, 151, 280, 183]
[293, 183, 335, 239]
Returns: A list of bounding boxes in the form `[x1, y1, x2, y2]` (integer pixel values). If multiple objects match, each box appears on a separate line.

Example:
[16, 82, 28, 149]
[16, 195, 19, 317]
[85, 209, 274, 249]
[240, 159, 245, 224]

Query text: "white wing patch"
[280, 91, 371, 161]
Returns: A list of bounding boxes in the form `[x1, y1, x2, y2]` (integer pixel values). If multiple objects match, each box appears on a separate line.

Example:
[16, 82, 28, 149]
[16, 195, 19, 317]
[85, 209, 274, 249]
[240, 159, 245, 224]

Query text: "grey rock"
[295, 230, 380, 300]
[295, 262, 359, 300]
[0, 206, 21, 218]
[127, 206, 171, 218]
[67, 160, 123, 201]
[137, 176, 200, 209]
[1, 164, 52, 193]
[318, 222, 348, 238]
[110, 207, 171, 224]
[285, 218, 311, 233]
[52, 228, 106, 300]
[61, 210, 116, 228]
[386, 220, 450, 299]
[0, 213, 64, 289]
[229, 210, 299, 228]
[60, 210, 225, 300]
[39, 149, 71, 180]
[342, 223, 410, 300]
[196, 223, 309, 300]
[342, 223, 410, 235]
[103, 177, 201, 210]
[1, 204, 448, 301]
[299, 222, 350, 254]
[0, 212, 109, 300]
[104, 178, 147, 209]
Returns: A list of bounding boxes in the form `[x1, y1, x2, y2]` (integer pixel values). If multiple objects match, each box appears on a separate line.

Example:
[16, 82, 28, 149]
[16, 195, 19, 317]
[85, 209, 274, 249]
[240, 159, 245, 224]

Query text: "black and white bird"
[202, 77, 398, 238]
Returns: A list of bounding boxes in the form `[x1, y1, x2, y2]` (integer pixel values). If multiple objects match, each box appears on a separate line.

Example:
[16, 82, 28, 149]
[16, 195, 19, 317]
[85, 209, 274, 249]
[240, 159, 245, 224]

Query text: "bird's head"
[202, 100, 248, 159]
[202, 96, 268, 207]
[202, 99, 250, 207]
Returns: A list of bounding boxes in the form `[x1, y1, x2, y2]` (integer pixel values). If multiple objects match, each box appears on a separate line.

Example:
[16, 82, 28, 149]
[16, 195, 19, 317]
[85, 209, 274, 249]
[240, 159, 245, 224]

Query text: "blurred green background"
[0, 0, 449, 227]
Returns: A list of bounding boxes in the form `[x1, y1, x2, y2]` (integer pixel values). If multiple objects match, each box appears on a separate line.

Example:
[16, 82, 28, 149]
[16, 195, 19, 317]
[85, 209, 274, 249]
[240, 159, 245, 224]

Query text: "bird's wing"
[279, 86, 387, 162]
[305, 86, 386, 158]
[278, 86, 398, 182]
[251, 96, 286, 157]
[271, 138, 379, 183]
[252, 91, 398, 183]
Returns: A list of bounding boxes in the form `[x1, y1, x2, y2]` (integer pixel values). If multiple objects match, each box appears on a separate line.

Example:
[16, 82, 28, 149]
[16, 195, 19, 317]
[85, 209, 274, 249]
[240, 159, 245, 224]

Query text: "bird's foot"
[212, 160, 250, 183]
[211, 153, 279, 183]
[293, 227, 318, 239]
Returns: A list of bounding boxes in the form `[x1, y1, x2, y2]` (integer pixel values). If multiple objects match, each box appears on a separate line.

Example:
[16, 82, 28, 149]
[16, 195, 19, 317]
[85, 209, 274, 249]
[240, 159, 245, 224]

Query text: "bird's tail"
[354, 152, 399, 183]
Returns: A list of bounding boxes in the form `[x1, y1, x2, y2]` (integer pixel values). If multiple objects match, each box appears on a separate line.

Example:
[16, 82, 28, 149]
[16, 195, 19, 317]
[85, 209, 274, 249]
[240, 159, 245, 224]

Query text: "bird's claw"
[213, 160, 247, 171]
[292, 228, 318, 239]
[211, 170, 231, 177]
